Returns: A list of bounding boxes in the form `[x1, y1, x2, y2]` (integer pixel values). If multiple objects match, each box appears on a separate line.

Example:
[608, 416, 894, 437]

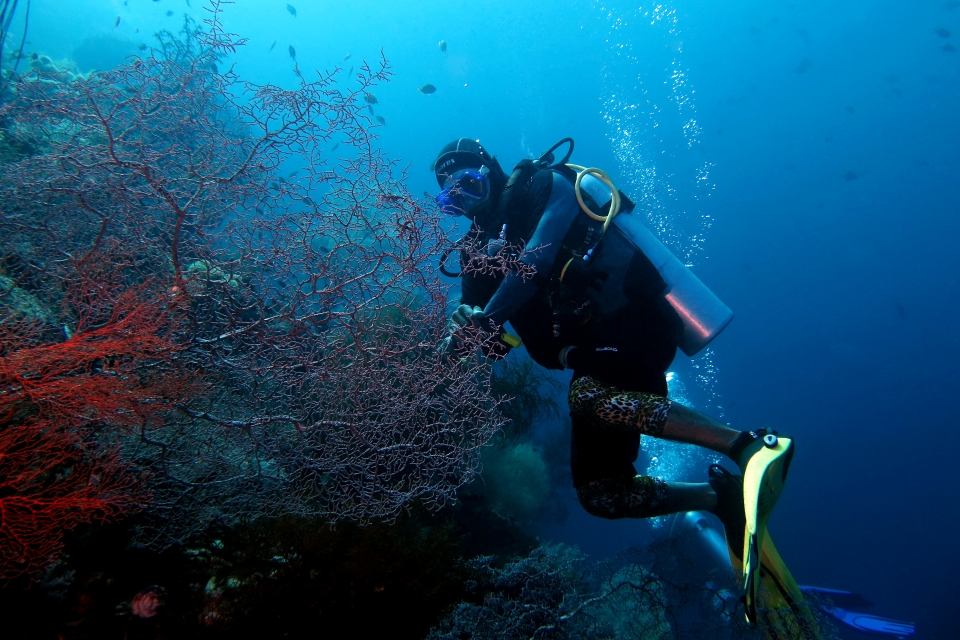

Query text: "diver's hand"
[441, 304, 502, 358]
[441, 304, 482, 357]
[450, 304, 486, 330]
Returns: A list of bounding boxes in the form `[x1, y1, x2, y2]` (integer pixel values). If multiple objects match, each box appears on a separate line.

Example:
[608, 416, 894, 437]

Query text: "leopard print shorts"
[576, 475, 669, 519]
[569, 376, 672, 438]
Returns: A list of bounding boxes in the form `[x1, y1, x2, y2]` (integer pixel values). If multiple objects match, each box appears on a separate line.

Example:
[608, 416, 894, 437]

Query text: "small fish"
[945, 1, 960, 9]
[935, 27, 951, 38]
[287, 4, 297, 17]
[367, 105, 374, 116]
[138, 43, 147, 51]
[343, 53, 351, 61]
[30, 52, 37, 60]
[330, 142, 340, 151]
[364, 92, 378, 104]
[418, 84, 436, 94]
[841, 171, 858, 182]
[166, 10, 174, 17]
[269, 40, 277, 53]
[376, 115, 386, 125]
[347, 66, 353, 76]
[186, 0, 191, 7]
[114, 16, 121, 28]
[943, 42, 957, 52]
[288, 45, 296, 59]
[288, 170, 298, 178]
[439, 40, 447, 53]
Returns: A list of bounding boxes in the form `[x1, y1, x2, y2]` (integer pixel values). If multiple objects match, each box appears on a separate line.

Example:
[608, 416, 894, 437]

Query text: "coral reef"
[198, 514, 469, 638]
[427, 543, 671, 640]
[428, 529, 833, 640]
[0, 0, 503, 578]
[0, 498, 536, 640]
[427, 544, 598, 640]
[0, 506, 830, 639]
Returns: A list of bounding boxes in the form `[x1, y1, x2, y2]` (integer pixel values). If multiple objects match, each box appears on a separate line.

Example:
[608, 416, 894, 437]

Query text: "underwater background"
[3, 0, 958, 638]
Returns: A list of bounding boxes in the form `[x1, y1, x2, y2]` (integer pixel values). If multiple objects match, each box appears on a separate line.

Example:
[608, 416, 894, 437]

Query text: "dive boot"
[736, 430, 795, 624]
[708, 464, 746, 571]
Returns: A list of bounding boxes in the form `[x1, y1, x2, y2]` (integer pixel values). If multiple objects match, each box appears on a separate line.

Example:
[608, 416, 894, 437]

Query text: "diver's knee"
[577, 480, 624, 520]
[576, 475, 668, 520]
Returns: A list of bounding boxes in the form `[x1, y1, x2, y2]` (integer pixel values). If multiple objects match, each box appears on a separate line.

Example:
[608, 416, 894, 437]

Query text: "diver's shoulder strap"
[495, 159, 552, 243]
[550, 163, 578, 184]
[503, 158, 540, 194]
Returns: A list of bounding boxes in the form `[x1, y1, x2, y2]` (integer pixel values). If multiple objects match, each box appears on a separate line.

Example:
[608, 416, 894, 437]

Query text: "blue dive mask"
[436, 166, 490, 216]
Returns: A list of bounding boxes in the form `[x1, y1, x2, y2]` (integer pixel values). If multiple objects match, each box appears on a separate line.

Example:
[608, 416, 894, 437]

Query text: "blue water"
[23, 0, 960, 636]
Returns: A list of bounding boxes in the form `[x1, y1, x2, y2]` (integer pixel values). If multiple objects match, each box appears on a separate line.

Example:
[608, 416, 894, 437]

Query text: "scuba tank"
[671, 510, 734, 572]
[538, 138, 733, 357]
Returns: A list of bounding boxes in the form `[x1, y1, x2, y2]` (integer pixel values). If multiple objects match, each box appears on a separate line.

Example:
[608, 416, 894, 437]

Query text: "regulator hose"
[566, 163, 622, 233]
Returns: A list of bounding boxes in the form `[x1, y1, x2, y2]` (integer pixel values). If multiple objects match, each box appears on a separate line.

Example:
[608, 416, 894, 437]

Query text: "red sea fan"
[0, 286, 187, 580]
[0, 421, 139, 581]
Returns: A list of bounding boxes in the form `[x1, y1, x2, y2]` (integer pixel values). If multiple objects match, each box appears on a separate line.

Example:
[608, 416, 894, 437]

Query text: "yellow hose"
[567, 163, 621, 233]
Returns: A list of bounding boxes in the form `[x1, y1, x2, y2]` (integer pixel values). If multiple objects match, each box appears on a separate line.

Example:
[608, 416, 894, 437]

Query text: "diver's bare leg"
[661, 481, 718, 513]
[569, 377, 745, 472]
[576, 476, 718, 519]
[661, 404, 740, 457]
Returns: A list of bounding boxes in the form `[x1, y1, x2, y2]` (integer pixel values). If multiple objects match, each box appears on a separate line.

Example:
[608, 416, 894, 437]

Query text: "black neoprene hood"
[434, 138, 498, 186]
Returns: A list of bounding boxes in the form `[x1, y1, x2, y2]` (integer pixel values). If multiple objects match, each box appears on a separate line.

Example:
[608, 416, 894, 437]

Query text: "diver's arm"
[482, 173, 580, 326]
[459, 257, 502, 309]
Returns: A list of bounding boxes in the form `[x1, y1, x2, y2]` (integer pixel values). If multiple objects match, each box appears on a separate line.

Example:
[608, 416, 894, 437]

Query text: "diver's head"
[434, 138, 506, 221]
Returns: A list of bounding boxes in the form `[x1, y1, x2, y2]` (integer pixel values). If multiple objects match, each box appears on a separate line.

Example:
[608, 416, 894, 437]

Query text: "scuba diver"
[435, 137, 803, 626]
